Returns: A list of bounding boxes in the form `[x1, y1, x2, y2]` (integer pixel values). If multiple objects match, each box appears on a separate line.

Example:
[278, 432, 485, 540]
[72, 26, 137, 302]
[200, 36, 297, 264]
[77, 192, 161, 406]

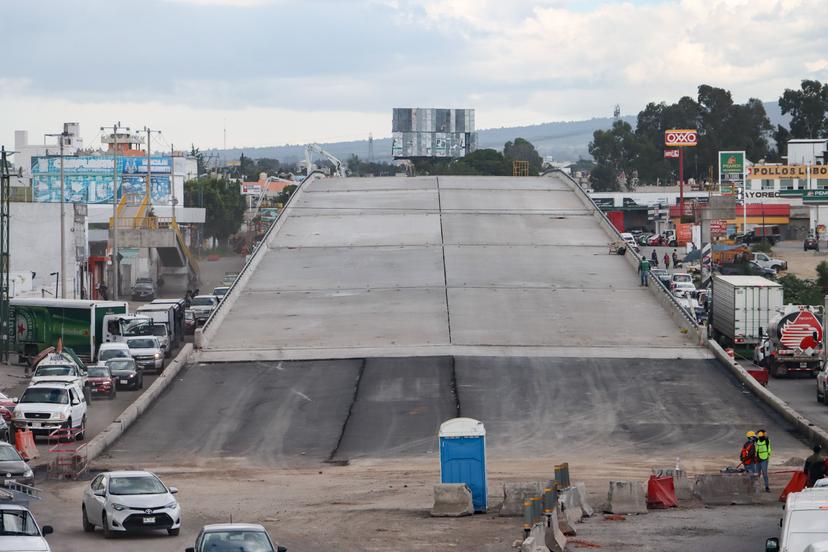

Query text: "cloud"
[1, 0, 826, 149]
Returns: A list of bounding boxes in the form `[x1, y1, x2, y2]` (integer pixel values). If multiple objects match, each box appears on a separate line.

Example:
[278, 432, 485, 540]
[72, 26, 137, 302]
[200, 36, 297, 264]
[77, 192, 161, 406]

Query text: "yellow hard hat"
[757, 430, 766, 437]
[746, 431, 756, 438]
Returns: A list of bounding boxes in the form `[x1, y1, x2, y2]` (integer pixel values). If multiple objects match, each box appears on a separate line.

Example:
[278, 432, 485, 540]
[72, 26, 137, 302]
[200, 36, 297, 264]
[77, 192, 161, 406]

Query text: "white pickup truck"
[751, 252, 787, 272]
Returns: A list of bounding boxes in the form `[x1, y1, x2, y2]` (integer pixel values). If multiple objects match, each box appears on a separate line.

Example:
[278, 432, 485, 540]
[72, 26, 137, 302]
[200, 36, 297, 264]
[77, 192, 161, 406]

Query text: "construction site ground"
[34, 455, 795, 552]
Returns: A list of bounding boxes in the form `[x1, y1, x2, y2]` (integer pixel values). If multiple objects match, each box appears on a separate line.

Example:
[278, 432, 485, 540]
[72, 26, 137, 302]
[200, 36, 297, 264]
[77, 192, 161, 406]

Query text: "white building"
[13, 123, 84, 185]
[785, 139, 828, 166]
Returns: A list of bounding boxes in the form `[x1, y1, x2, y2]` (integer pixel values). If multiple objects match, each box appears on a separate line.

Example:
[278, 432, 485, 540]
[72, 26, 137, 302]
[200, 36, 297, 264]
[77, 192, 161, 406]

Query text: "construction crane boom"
[305, 143, 347, 178]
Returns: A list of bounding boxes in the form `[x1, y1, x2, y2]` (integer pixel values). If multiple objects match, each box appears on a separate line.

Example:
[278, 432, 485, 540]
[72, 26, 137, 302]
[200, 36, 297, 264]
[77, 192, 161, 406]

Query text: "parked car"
[12, 380, 87, 439]
[718, 261, 776, 279]
[105, 358, 143, 390]
[637, 233, 654, 246]
[212, 286, 230, 302]
[131, 278, 157, 302]
[184, 310, 196, 335]
[87, 364, 116, 400]
[0, 504, 53, 550]
[0, 416, 10, 444]
[190, 295, 219, 325]
[97, 342, 131, 363]
[619, 233, 640, 254]
[805, 235, 820, 252]
[82, 470, 181, 538]
[672, 281, 696, 296]
[186, 523, 286, 552]
[752, 252, 787, 272]
[125, 337, 164, 374]
[669, 273, 694, 289]
[0, 441, 34, 485]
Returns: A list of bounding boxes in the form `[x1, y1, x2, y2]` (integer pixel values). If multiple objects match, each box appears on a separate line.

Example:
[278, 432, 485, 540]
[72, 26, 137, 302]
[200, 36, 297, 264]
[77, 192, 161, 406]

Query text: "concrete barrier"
[545, 508, 567, 552]
[84, 344, 193, 462]
[521, 514, 566, 552]
[559, 487, 583, 526]
[708, 339, 828, 450]
[653, 468, 694, 502]
[693, 473, 758, 505]
[606, 480, 648, 514]
[574, 482, 594, 517]
[501, 482, 543, 517]
[430, 484, 474, 517]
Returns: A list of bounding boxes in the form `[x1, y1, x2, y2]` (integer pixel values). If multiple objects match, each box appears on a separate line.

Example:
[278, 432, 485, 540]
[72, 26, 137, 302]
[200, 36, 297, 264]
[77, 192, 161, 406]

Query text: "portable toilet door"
[439, 417, 487, 512]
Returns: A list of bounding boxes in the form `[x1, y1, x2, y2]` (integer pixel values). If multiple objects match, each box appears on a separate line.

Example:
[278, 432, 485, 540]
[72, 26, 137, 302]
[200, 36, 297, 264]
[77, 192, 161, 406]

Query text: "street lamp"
[49, 272, 59, 297]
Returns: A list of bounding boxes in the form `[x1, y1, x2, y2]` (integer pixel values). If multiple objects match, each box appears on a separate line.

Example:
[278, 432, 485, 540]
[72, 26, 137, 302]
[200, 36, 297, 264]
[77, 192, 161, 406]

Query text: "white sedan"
[82, 470, 181, 538]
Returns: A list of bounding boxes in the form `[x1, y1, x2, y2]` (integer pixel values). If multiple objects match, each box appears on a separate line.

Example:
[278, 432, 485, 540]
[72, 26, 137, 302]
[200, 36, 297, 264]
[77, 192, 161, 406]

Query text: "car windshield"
[99, 349, 128, 361]
[0, 446, 22, 462]
[202, 531, 274, 552]
[106, 359, 135, 372]
[127, 338, 156, 349]
[33, 365, 74, 377]
[150, 325, 166, 336]
[673, 274, 692, 283]
[0, 510, 40, 537]
[20, 387, 68, 405]
[88, 366, 111, 377]
[109, 475, 167, 495]
[213, 288, 228, 296]
[124, 320, 153, 336]
[192, 297, 214, 306]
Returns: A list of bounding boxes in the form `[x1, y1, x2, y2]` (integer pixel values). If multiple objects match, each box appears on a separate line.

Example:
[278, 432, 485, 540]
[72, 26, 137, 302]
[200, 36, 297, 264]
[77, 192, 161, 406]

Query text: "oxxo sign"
[664, 129, 698, 147]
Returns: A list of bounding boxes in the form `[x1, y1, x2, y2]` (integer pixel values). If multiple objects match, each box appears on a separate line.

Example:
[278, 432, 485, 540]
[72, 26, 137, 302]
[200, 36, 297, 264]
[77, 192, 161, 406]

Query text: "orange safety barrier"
[779, 471, 807, 503]
[15, 429, 39, 461]
[646, 475, 678, 509]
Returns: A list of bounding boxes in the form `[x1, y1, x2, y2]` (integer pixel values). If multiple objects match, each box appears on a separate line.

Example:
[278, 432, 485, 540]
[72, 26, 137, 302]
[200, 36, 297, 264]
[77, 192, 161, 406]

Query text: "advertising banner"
[31, 155, 172, 204]
[748, 165, 828, 179]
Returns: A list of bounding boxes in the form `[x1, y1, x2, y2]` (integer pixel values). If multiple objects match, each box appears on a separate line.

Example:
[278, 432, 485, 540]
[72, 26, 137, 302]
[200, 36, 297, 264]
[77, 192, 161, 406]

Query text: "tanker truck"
[753, 305, 824, 378]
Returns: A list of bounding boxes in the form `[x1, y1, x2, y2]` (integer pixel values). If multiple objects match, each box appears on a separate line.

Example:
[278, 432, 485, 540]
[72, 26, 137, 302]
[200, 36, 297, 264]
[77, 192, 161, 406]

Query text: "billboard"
[31, 155, 172, 204]
[718, 151, 746, 196]
[664, 129, 698, 147]
[748, 165, 828, 179]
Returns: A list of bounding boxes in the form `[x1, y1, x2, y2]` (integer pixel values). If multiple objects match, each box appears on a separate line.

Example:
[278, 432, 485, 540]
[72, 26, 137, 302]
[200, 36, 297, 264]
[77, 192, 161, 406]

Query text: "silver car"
[186, 523, 286, 552]
[82, 470, 181, 538]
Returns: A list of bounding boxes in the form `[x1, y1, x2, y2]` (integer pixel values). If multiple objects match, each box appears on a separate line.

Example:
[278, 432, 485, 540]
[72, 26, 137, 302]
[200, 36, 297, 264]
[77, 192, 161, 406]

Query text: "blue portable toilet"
[439, 417, 487, 512]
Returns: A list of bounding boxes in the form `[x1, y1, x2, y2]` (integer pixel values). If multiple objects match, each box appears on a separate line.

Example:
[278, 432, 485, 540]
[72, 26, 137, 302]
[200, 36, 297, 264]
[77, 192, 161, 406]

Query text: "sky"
[1, 0, 826, 152]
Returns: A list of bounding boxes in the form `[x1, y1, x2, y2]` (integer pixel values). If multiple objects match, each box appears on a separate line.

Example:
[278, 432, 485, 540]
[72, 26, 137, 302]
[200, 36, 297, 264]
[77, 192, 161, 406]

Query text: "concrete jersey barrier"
[430, 483, 474, 517]
[606, 480, 648, 514]
[693, 473, 758, 505]
[84, 343, 194, 462]
[501, 482, 544, 517]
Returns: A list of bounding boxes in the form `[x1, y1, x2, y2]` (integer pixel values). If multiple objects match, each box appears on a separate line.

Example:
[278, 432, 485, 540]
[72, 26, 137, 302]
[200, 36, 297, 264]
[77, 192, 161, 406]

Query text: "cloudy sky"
[2, 0, 826, 152]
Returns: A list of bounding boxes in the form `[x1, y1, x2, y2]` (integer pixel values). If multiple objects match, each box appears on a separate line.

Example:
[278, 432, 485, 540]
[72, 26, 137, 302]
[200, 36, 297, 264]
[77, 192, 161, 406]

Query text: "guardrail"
[548, 169, 701, 332]
[196, 172, 323, 345]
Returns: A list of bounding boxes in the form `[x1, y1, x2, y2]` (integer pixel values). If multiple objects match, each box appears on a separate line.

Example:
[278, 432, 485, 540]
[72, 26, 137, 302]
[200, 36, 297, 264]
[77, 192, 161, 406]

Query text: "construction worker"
[755, 429, 772, 492]
[740, 431, 757, 474]
[804, 444, 826, 487]
[638, 256, 651, 287]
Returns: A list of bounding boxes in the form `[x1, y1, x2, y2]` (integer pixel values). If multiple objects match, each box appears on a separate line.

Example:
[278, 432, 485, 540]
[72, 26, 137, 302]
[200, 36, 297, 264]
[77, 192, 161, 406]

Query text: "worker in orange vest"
[740, 431, 757, 474]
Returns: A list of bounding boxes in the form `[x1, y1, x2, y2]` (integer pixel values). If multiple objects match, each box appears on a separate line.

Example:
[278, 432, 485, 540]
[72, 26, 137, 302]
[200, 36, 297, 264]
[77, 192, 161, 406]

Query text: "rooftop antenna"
[368, 133, 374, 162]
[614, 104, 621, 121]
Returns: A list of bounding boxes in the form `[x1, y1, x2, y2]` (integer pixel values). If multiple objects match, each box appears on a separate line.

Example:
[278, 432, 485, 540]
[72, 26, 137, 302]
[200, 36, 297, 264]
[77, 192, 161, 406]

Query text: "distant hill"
[210, 101, 789, 165]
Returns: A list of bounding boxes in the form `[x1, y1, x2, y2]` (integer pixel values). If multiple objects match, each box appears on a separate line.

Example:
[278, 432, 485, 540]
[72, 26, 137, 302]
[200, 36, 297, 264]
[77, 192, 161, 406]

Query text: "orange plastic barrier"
[15, 429, 39, 461]
[779, 471, 807, 502]
[646, 475, 678, 509]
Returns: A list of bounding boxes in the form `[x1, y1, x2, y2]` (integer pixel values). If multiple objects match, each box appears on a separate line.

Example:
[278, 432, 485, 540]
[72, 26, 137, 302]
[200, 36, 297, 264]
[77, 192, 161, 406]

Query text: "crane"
[305, 143, 347, 178]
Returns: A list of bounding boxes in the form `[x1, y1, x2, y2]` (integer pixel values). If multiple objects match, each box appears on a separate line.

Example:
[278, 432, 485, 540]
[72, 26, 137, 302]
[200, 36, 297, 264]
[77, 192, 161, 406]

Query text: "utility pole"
[101, 123, 128, 300]
[0, 147, 10, 363]
[143, 127, 162, 214]
[45, 131, 68, 298]
[171, 144, 176, 222]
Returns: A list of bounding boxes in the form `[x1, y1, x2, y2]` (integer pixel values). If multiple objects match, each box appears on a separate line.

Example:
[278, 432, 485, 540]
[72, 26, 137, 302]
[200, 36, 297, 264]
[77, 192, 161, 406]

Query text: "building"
[391, 108, 477, 158]
[785, 139, 828, 165]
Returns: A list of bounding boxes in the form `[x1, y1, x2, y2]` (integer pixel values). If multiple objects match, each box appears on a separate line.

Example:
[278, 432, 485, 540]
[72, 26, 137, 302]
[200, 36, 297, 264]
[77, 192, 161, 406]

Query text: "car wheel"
[82, 505, 95, 532]
[76, 416, 86, 441]
[168, 528, 180, 536]
[102, 513, 112, 539]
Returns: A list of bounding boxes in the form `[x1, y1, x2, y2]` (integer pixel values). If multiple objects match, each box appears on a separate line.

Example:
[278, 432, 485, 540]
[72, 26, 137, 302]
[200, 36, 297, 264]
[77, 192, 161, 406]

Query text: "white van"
[767, 487, 828, 552]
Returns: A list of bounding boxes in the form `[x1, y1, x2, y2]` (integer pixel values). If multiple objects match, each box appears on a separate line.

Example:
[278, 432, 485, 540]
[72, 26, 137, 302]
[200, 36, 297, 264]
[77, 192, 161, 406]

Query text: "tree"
[503, 138, 543, 175]
[184, 176, 245, 246]
[779, 80, 828, 139]
[190, 145, 206, 176]
[239, 153, 258, 181]
[588, 120, 639, 191]
[451, 149, 511, 176]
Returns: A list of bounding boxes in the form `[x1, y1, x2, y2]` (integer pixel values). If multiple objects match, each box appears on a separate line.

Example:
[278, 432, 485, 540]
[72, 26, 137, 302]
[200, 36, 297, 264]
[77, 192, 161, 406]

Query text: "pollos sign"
[664, 129, 698, 147]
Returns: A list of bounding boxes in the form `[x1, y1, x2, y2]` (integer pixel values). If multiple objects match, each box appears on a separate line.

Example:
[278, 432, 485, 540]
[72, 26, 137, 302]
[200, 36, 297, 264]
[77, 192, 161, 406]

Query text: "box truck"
[710, 275, 783, 347]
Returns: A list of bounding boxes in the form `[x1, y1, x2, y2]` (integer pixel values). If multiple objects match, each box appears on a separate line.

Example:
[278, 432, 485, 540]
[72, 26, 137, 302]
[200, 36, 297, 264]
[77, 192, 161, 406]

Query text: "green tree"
[190, 145, 206, 176]
[185, 177, 244, 246]
[239, 153, 258, 181]
[503, 138, 543, 175]
[779, 80, 828, 139]
[588, 120, 640, 191]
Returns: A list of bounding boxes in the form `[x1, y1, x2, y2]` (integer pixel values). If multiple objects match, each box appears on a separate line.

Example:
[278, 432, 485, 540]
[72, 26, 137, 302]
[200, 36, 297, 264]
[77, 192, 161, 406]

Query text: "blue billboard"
[31, 155, 172, 204]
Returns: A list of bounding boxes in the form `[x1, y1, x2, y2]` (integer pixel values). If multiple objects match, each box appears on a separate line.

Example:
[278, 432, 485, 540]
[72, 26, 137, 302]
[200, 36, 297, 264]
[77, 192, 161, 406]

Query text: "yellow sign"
[748, 165, 828, 179]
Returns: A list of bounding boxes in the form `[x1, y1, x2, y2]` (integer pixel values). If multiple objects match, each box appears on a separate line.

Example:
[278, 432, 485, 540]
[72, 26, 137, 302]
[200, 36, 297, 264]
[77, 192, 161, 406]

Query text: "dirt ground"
[34, 452, 802, 552]
[772, 240, 826, 279]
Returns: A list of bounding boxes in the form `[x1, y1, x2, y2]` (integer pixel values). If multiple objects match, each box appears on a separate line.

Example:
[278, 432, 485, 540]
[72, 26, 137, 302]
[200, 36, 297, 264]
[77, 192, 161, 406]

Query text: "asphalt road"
[103, 356, 805, 468]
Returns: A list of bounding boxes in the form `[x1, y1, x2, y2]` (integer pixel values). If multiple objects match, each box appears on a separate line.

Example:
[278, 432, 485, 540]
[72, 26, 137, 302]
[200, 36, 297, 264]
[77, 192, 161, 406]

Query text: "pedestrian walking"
[755, 429, 772, 491]
[650, 249, 659, 268]
[740, 431, 757, 474]
[638, 256, 651, 287]
[672, 249, 679, 267]
[804, 445, 826, 487]
[663, 252, 670, 270]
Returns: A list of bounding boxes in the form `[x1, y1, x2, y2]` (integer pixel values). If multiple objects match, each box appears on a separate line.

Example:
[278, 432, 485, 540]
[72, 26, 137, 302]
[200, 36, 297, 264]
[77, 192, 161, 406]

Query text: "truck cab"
[102, 314, 154, 346]
[768, 487, 828, 552]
